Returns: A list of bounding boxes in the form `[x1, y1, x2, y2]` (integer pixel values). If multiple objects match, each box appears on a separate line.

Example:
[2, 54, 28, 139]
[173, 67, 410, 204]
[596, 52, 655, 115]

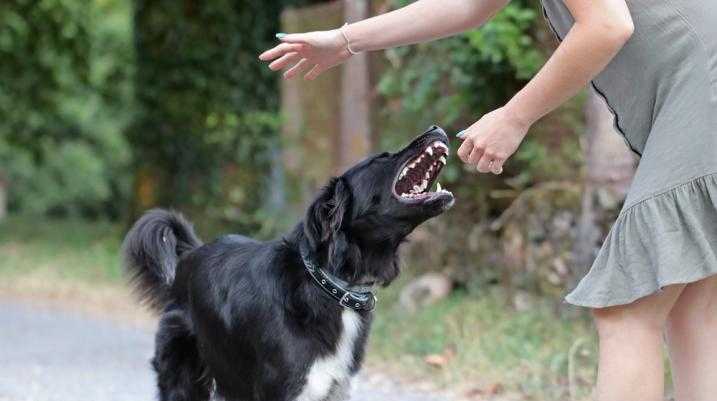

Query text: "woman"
[259, 0, 717, 400]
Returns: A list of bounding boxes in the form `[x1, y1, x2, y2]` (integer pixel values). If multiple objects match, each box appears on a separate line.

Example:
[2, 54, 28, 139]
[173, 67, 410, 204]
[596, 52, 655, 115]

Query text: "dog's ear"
[304, 177, 352, 251]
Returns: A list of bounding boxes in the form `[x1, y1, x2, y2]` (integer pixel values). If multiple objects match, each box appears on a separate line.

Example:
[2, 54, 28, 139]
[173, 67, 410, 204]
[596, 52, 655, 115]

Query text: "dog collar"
[299, 243, 377, 312]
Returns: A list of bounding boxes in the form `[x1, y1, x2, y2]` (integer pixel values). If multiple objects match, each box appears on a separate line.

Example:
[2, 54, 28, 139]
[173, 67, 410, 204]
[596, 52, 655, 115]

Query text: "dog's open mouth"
[393, 140, 453, 203]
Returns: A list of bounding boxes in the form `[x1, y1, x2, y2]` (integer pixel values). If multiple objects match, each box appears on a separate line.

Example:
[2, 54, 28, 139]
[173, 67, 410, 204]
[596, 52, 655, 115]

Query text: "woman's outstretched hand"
[258, 30, 352, 80]
[456, 107, 530, 175]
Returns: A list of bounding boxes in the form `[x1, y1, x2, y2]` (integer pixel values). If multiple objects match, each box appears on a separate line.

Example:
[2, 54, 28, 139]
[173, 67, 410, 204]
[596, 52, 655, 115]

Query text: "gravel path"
[0, 301, 446, 401]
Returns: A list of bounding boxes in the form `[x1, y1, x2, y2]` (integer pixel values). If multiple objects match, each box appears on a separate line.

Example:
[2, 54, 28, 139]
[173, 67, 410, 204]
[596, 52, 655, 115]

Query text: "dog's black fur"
[123, 127, 453, 401]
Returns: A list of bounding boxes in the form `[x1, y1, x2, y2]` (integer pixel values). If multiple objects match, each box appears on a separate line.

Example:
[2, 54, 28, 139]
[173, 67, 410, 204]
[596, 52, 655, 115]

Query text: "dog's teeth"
[425, 147, 433, 156]
[437, 182, 442, 192]
[435, 142, 449, 152]
[439, 155, 447, 165]
[413, 185, 421, 192]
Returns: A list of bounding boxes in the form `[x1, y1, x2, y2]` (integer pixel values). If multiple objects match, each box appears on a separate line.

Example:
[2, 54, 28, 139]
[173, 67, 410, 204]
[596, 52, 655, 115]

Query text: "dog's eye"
[371, 194, 381, 205]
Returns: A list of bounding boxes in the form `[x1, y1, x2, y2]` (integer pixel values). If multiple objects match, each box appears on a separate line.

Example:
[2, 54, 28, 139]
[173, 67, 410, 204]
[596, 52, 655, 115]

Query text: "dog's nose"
[426, 125, 447, 138]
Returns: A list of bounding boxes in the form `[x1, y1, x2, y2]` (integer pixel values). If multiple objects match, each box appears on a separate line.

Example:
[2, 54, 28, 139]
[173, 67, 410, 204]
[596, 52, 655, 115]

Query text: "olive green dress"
[541, 0, 717, 307]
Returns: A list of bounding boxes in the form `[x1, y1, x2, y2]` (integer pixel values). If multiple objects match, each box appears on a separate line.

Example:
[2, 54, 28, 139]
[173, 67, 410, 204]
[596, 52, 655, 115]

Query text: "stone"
[399, 273, 453, 312]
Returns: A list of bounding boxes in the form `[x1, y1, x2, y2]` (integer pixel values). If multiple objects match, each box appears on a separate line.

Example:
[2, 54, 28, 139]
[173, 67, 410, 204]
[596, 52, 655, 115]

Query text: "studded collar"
[299, 241, 377, 312]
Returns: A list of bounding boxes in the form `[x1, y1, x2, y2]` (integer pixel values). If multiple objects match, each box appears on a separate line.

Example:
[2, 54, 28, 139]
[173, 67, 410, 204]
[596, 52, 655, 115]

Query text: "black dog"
[122, 126, 454, 401]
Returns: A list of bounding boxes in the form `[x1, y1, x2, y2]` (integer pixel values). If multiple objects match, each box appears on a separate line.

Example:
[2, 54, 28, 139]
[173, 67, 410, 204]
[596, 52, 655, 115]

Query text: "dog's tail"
[122, 209, 202, 310]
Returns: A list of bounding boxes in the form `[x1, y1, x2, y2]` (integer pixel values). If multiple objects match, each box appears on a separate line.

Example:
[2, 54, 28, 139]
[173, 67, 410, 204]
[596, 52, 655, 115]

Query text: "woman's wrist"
[324, 28, 354, 61]
[341, 22, 369, 53]
[339, 24, 361, 55]
[501, 100, 535, 133]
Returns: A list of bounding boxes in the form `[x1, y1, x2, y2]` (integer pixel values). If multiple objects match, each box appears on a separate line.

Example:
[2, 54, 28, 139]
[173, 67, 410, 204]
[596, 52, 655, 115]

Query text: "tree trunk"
[281, 1, 345, 216]
[0, 175, 7, 221]
[572, 90, 638, 285]
[338, 0, 372, 172]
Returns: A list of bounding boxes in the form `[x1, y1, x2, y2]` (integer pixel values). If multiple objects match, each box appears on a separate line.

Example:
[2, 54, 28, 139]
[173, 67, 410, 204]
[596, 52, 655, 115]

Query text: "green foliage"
[1, 0, 317, 229]
[377, 0, 547, 207]
[129, 0, 318, 232]
[464, 3, 544, 80]
[378, 0, 544, 140]
[0, 0, 133, 216]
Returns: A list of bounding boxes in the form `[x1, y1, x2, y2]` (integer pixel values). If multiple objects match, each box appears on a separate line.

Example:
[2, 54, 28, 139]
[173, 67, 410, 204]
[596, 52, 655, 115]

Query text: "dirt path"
[0, 300, 449, 401]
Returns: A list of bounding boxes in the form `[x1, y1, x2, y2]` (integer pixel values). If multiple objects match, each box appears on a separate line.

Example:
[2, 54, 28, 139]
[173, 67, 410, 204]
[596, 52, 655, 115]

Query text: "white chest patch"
[296, 309, 362, 401]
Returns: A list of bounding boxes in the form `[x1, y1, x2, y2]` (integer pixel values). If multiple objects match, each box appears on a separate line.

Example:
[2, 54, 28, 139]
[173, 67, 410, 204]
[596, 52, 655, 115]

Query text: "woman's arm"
[457, 0, 634, 174]
[503, 0, 634, 129]
[259, 0, 509, 80]
[342, 0, 509, 52]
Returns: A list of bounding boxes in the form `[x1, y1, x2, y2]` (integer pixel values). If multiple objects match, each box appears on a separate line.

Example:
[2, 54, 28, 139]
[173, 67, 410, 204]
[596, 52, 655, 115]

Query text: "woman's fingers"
[278, 33, 310, 44]
[259, 43, 303, 61]
[456, 136, 474, 164]
[269, 52, 300, 71]
[476, 155, 493, 173]
[304, 64, 329, 81]
[467, 145, 484, 165]
[477, 153, 505, 174]
[283, 58, 311, 79]
[459, 137, 508, 174]
[491, 160, 504, 174]
[457, 134, 506, 174]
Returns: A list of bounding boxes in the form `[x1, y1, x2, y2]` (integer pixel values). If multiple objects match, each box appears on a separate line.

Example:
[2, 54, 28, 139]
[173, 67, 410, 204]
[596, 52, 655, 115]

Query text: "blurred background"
[0, 0, 644, 400]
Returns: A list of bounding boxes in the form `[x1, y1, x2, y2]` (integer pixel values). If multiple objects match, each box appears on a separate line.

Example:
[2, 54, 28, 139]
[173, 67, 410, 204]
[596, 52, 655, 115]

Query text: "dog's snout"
[425, 125, 448, 140]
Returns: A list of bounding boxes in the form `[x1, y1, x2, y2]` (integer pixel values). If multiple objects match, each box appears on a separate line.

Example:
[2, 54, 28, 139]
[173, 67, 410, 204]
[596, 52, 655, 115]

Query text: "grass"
[0, 215, 601, 400]
[0, 215, 154, 325]
[369, 281, 598, 400]
[0, 215, 123, 283]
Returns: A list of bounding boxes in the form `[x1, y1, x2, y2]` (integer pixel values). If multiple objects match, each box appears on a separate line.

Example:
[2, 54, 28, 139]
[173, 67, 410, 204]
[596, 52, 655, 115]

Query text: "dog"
[122, 125, 454, 401]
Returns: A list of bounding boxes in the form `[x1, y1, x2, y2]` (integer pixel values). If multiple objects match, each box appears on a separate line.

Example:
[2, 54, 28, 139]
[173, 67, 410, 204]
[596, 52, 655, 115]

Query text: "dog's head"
[302, 126, 454, 286]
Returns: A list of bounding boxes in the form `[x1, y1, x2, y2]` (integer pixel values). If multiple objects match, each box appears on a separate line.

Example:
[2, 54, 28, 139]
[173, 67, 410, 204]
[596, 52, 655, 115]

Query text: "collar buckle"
[339, 292, 353, 309]
[300, 240, 377, 312]
[339, 291, 377, 312]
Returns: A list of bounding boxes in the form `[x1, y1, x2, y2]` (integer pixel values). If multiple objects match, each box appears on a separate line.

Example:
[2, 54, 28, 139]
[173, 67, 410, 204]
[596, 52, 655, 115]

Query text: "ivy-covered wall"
[1, 0, 133, 218]
[128, 0, 321, 235]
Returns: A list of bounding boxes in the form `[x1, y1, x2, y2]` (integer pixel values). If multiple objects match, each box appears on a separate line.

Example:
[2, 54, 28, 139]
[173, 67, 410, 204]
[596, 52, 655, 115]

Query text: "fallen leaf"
[423, 353, 449, 368]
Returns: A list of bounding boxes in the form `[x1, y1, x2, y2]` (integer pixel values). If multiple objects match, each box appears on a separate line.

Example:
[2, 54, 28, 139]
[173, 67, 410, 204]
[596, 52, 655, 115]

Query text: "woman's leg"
[593, 284, 686, 401]
[666, 275, 717, 401]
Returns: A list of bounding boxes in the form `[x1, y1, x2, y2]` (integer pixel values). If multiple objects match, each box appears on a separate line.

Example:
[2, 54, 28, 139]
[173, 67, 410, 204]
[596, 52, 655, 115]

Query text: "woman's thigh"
[593, 284, 686, 334]
[665, 275, 717, 401]
[667, 274, 717, 326]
